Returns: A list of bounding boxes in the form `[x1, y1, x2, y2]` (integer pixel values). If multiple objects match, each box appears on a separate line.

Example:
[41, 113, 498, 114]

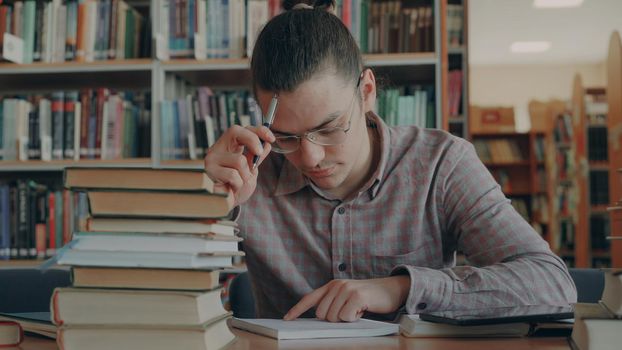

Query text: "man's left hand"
[283, 275, 411, 322]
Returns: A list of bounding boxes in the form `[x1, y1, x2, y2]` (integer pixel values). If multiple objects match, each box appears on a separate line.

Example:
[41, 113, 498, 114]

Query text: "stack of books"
[51, 167, 239, 350]
[570, 270, 622, 350]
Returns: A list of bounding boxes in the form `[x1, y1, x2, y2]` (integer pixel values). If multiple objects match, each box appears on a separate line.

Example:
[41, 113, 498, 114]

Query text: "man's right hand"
[204, 125, 275, 206]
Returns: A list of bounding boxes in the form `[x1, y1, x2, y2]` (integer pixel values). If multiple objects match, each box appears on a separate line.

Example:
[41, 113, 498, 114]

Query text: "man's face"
[256, 73, 372, 195]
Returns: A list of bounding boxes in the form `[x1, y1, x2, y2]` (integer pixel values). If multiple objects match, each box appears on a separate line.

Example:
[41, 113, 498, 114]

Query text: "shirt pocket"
[370, 250, 424, 278]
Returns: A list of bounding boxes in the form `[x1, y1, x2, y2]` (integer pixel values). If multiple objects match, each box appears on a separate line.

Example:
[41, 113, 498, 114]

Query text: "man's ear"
[360, 69, 376, 113]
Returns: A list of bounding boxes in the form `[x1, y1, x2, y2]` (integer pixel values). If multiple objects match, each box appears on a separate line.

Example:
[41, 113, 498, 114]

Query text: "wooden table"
[13, 329, 571, 350]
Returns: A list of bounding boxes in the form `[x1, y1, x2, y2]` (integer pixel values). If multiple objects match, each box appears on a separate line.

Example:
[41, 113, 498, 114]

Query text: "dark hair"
[250, 0, 363, 96]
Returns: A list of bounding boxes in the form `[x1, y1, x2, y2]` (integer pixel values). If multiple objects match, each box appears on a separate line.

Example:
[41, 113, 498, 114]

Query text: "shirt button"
[338, 207, 346, 214]
[338, 263, 347, 271]
[417, 302, 427, 310]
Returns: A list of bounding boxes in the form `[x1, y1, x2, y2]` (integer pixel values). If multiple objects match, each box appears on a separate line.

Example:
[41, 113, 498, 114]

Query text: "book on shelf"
[71, 267, 222, 291]
[447, 70, 463, 117]
[86, 217, 237, 235]
[159, 87, 262, 160]
[446, 3, 464, 47]
[156, 0, 435, 59]
[0, 90, 151, 161]
[230, 317, 399, 340]
[64, 167, 222, 193]
[87, 190, 234, 219]
[58, 316, 234, 350]
[376, 84, 435, 128]
[0, 321, 23, 347]
[51, 287, 230, 326]
[0, 0, 148, 64]
[472, 138, 526, 163]
[570, 303, 622, 350]
[0, 180, 87, 261]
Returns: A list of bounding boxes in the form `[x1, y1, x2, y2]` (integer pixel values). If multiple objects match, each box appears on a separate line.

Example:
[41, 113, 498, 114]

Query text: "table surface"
[12, 329, 571, 350]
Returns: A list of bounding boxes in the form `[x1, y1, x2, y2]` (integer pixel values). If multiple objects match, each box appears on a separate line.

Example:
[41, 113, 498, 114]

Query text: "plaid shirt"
[238, 113, 577, 318]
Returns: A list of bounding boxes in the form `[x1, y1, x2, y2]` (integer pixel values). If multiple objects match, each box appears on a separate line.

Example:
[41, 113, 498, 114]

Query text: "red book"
[62, 190, 71, 245]
[47, 192, 56, 257]
[342, 0, 351, 30]
[0, 321, 23, 347]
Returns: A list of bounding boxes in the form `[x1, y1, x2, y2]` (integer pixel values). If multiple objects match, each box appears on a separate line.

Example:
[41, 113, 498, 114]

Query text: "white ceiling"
[468, 0, 622, 65]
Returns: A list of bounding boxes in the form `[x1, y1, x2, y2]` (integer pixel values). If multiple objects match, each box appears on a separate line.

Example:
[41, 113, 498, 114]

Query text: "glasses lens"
[308, 128, 348, 146]
[272, 136, 300, 153]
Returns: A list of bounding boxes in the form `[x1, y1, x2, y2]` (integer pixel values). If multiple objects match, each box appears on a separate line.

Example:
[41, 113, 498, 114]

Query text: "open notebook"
[230, 318, 398, 340]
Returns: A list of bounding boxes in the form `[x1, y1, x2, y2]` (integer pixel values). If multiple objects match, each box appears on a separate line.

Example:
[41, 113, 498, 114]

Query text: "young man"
[204, 1, 577, 322]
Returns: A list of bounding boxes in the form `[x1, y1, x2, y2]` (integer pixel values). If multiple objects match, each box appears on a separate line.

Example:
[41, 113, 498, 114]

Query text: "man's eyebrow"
[271, 112, 343, 135]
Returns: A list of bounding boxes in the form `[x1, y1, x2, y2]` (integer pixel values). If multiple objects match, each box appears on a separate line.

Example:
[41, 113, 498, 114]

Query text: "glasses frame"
[271, 72, 364, 154]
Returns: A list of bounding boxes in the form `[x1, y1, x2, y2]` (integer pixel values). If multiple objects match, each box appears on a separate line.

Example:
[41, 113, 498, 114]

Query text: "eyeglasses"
[270, 74, 363, 154]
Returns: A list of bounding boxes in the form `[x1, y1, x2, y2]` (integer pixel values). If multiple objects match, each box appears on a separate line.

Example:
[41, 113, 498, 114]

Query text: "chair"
[0, 268, 71, 313]
[568, 268, 605, 303]
[228, 272, 256, 318]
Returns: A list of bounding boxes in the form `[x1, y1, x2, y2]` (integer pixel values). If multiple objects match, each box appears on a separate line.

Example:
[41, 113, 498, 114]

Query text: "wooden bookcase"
[607, 31, 622, 268]
[0, 0, 469, 262]
[568, 31, 622, 268]
[470, 131, 553, 244]
[442, 0, 469, 139]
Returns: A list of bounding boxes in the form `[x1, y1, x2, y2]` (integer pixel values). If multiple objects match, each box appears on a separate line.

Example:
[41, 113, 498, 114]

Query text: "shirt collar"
[272, 112, 391, 199]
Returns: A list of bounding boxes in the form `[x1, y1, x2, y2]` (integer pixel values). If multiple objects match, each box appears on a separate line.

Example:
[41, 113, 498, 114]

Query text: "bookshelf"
[568, 31, 622, 268]
[607, 31, 622, 268]
[550, 108, 578, 266]
[471, 131, 552, 243]
[0, 0, 468, 262]
[442, 0, 469, 139]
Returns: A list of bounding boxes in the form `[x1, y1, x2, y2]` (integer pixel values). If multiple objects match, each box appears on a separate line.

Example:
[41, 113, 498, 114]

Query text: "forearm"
[392, 252, 577, 314]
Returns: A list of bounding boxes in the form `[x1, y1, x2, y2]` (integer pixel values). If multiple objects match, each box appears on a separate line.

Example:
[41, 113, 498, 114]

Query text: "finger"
[315, 282, 344, 321]
[245, 143, 272, 170]
[338, 298, 368, 323]
[325, 283, 353, 322]
[284, 285, 330, 321]
[207, 166, 244, 193]
[225, 125, 267, 156]
[247, 125, 276, 143]
[214, 153, 253, 182]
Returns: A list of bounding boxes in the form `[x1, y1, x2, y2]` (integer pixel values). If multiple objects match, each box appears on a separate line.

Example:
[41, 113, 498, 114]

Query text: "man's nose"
[298, 137, 325, 168]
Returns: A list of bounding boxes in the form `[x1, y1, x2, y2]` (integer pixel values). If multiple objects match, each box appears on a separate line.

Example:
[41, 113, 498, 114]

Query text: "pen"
[252, 94, 279, 169]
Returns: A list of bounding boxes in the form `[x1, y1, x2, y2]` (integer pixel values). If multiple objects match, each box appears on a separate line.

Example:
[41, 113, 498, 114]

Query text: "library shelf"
[0, 59, 153, 74]
[482, 161, 531, 167]
[0, 260, 46, 268]
[0, 159, 153, 172]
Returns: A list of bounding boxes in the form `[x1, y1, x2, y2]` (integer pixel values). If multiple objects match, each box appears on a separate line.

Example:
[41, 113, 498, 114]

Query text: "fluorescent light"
[533, 0, 583, 8]
[510, 41, 551, 53]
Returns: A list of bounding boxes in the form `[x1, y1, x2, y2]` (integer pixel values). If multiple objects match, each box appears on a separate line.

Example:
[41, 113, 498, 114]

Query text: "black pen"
[252, 94, 279, 169]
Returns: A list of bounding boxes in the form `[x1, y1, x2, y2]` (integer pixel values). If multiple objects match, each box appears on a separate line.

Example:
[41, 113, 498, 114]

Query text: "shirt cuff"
[229, 205, 242, 221]
[390, 265, 453, 314]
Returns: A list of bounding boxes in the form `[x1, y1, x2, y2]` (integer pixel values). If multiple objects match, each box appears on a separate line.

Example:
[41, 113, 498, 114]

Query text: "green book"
[22, 0, 37, 64]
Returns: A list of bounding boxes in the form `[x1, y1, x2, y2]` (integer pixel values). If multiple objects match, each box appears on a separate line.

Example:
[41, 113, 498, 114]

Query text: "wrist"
[392, 275, 411, 306]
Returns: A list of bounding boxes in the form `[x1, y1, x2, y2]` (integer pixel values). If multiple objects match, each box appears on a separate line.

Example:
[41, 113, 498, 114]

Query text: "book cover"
[230, 318, 398, 340]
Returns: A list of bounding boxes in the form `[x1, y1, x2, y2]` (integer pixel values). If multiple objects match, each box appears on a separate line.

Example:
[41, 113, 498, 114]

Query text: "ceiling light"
[533, 0, 583, 8]
[510, 41, 551, 53]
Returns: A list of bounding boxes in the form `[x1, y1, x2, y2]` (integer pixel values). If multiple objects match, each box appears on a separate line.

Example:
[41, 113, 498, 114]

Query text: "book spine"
[16, 180, 29, 259]
[9, 186, 18, 259]
[63, 91, 78, 159]
[51, 91, 65, 160]
[0, 186, 9, 260]
[47, 191, 56, 257]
